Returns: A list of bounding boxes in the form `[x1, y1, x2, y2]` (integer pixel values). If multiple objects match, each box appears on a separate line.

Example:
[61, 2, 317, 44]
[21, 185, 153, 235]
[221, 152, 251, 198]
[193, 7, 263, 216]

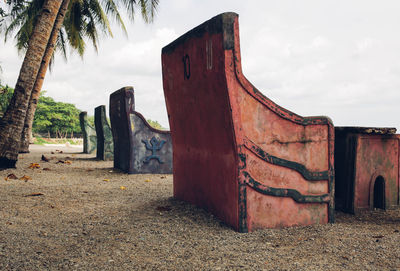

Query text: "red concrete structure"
[161, 12, 334, 232]
[335, 127, 400, 213]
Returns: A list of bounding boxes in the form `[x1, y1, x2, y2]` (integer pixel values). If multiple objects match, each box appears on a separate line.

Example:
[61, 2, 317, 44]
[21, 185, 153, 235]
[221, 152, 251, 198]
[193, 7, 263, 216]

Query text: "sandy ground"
[0, 145, 399, 270]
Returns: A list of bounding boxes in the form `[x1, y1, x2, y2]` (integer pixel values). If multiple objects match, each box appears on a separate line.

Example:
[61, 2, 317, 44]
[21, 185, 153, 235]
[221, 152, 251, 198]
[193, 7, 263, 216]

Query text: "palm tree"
[0, 0, 63, 168]
[19, 0, 71, 152]
[3, 0, 127, 152]
[1, 0, 159, 158]
[0, 0, 159, 167]
[3, 0, 125, 152]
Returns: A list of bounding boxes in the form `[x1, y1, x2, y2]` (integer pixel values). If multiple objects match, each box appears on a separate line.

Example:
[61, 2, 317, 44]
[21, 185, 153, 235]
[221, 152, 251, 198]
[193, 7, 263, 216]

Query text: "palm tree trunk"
[0, 0, 63, 169]
[20, 0, 70, 153]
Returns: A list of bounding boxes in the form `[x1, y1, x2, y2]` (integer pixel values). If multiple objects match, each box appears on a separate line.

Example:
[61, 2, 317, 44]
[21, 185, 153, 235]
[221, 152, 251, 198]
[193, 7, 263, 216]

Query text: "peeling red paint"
[162, 13, 334, 232]
[335, 127, 400, 213]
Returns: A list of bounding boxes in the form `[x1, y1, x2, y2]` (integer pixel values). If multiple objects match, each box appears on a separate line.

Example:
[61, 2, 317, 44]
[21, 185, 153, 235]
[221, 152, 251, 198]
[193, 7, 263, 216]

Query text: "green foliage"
[87, 115, 95, 128]
[1, 86, 82, 135]
[33, 136, 82, 145]
[1, 83, 164, 135]
[0, 85, 14, 118]
[33, 94, 82, 135]
[147, 119, 164, 130]
[34, 136, 47, 145]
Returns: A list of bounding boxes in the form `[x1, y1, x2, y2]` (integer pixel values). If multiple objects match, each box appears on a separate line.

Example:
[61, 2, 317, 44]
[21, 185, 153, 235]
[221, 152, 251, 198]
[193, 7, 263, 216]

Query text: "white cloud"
[1, 0, 400, 130]
[311, 36, 330, 49]
[356, 37, 376, 53]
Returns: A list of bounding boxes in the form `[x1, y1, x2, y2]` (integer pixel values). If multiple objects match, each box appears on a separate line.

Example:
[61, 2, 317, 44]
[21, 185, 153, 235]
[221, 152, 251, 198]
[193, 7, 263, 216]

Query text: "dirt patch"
[0, 145, 399, 270]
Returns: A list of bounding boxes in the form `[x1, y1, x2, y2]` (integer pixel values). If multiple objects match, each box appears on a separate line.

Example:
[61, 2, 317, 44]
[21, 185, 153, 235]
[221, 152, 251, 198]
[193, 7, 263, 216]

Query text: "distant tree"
[147, 119, 164, 130]
[0, 85, 14, 118]
[1, 86, 82, 135]
[87, 115, 95, 128]
[33, 94, 81, 136]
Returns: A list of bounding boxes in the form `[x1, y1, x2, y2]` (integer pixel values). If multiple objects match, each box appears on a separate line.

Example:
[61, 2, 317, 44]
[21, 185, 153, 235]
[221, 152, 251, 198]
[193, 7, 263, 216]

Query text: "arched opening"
[373, 176, 385, 210]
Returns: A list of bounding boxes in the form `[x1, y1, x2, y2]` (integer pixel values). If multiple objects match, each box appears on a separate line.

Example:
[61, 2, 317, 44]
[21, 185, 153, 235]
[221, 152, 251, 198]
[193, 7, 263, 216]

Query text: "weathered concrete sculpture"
[335, 127, 399, 213]
[161, 12, 334, 232]
[79, 111, 97, 154]
[94, 105, 114, 161]
[109, 86, 172, 174]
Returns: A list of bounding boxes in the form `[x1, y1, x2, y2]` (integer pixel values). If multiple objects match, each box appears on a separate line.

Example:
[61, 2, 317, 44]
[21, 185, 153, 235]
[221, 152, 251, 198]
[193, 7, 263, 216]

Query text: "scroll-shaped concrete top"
[162, 13, 334, 232]
[79, 111, 96, 154]
[109, 86, 172, 174]
[94, 105, 113, 161]
[162, 12, 237, 54]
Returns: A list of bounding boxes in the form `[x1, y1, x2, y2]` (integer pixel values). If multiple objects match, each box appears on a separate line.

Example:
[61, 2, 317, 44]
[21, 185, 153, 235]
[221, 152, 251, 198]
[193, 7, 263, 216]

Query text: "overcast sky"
[1, 0, 400, 129]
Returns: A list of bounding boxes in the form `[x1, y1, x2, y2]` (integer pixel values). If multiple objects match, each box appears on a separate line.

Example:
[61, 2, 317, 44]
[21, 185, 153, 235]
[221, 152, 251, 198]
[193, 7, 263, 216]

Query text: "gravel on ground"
[0, 145, 399, 270]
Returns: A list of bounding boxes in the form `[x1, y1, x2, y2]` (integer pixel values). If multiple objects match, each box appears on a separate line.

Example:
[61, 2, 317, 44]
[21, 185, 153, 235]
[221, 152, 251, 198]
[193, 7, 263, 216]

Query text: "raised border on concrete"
[109, 86, 172, 174]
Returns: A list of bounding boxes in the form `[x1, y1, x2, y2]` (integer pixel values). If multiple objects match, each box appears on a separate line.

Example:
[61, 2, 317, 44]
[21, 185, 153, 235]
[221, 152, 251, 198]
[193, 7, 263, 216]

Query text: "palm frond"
[64, 1, 86, 57]
[101, 0, 127, 35]
[86, 0, 113, 37]
[2, 0, 159, 63]
[82, 1, 100, 52]
[56, 28, 68, 61]
[119, 0, 158, 23]
[4, 0, 43, 50]
[85, 19, 99, 52]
